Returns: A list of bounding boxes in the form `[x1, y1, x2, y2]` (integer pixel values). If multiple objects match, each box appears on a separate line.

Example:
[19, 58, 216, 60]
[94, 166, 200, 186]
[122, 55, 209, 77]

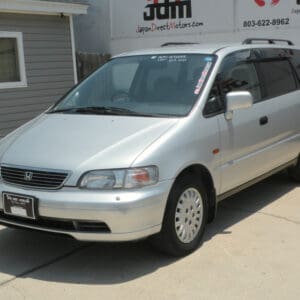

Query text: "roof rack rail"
[243, 38, 294, 46]
[161, 42, 199, 47]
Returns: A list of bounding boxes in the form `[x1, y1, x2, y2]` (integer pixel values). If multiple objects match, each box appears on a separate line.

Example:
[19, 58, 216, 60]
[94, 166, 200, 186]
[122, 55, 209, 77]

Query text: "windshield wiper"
[49, 106, 159, 117]
[76, 107, 138, 115]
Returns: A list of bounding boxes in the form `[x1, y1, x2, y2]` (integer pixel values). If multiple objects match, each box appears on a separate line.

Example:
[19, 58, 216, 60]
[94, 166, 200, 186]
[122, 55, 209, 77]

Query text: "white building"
[73, 0, 300, 55]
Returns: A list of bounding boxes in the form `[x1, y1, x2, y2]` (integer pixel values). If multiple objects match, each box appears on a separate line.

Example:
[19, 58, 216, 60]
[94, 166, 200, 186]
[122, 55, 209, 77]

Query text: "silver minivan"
[1, 38, 300, 256]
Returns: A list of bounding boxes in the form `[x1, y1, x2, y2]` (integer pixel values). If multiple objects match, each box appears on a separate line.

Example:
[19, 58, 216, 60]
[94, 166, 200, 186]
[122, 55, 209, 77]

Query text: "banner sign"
[238, 0, 300, 30]
[111, 0, 235, 38]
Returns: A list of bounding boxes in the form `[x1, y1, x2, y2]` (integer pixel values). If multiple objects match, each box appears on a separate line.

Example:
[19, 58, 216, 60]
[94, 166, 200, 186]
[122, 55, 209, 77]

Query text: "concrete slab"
[0, 172, 299, 300]
[222, 172, 300, 224]
[0, 227, 82, 285]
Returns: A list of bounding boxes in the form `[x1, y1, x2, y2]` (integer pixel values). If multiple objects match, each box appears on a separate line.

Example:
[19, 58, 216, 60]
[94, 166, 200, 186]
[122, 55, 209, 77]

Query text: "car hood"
[0, 114, 178, 175]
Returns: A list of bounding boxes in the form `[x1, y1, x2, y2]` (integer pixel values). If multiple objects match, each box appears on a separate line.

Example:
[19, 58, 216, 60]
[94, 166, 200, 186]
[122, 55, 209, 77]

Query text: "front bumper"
[0, 180, 173, 241]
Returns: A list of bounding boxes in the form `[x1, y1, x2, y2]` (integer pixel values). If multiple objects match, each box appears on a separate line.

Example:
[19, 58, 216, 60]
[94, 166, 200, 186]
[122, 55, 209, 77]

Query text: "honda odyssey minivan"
[1, 38, 300, 256]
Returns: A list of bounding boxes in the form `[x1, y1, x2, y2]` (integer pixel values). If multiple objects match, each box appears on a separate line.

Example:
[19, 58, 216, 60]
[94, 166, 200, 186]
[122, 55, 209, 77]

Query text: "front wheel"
[150, 175, 208, 257]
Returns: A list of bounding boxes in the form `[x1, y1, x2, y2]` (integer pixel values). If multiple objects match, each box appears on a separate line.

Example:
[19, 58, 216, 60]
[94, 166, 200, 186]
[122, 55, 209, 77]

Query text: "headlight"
[79, 166, 158, 190]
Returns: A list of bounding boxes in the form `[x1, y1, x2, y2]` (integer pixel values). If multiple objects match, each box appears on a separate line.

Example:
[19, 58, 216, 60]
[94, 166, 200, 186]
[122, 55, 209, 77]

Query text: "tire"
[150, 175, 208, 257]
[288, 158, 300, 182]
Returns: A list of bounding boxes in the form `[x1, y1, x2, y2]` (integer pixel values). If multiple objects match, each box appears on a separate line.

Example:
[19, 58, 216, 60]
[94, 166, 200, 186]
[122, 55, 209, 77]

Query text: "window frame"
[0, 31, 27, 89]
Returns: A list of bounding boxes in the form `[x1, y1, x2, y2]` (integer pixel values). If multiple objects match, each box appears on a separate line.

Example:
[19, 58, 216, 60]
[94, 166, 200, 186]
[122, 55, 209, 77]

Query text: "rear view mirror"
[225, 91, 253, 120]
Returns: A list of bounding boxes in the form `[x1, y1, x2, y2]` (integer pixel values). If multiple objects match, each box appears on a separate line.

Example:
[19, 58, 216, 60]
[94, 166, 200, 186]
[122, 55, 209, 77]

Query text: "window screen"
[258, 60, 297, 98]
[0, 38, 20, 83]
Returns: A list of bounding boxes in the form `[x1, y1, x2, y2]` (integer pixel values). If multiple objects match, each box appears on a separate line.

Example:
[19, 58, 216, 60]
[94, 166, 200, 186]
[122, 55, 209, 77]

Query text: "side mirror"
[225, 91, 253, 120]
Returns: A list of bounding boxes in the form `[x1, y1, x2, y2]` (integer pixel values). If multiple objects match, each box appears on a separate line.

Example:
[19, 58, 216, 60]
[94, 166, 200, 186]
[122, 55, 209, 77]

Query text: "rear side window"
[291, 50, 300, 82]
[258, 60, 297, 99]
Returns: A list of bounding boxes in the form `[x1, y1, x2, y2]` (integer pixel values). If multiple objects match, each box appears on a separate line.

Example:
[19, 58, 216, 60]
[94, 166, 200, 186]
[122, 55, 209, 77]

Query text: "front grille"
[0, 211, 111, 234]
[0, 165, 69, 189]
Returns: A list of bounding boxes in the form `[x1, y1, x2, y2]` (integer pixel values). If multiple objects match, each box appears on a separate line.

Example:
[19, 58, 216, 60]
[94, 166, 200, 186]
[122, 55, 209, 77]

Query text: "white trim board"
[69, 15, 78, 84]
[0, 0, 88, 16]
[0, 31, 27, 90]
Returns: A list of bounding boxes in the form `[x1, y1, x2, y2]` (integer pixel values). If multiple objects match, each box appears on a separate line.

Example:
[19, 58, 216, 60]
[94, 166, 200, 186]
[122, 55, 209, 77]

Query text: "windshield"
[51, 54, 216, 117]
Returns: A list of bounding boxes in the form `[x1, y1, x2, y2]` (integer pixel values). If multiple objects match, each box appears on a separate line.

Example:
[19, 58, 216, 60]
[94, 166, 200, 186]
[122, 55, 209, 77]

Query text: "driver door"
[212, 50, 273, 194]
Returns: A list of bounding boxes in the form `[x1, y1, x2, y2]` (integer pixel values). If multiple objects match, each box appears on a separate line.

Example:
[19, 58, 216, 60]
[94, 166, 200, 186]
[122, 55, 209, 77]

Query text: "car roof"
[114, 42, 299, 58]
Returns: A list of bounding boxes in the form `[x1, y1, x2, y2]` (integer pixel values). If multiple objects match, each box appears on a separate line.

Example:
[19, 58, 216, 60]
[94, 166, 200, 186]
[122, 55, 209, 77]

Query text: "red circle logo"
[254, 0, 280, 7]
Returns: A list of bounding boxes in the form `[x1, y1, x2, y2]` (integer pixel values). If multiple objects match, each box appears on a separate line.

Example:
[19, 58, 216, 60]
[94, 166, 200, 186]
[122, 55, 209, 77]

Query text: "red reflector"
[213, 149, 220, 155]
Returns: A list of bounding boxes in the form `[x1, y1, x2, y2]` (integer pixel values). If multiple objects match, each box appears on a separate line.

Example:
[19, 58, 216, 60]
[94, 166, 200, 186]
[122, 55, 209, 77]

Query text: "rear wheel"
[150, 175, 208, 257]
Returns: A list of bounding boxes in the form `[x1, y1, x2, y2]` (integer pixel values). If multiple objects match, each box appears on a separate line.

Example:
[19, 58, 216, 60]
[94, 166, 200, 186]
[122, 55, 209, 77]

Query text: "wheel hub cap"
[175, 187, 203, 244]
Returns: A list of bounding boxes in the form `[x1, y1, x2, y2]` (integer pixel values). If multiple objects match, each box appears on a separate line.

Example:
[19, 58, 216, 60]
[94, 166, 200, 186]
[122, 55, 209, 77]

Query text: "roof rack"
[161, 42, 199, 47]
[243, 38, 294, 46]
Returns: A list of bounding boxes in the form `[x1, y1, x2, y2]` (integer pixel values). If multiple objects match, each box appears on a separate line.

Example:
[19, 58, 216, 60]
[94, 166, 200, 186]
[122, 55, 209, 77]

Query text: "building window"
[0, 32, 27, 89]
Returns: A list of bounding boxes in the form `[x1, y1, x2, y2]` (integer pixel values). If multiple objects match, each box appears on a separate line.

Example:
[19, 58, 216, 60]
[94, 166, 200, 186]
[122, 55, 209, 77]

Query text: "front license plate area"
[2, 193, 36, 220]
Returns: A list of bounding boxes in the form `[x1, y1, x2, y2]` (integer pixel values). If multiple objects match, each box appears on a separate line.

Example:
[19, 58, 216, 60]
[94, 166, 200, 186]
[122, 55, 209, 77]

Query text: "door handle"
[260, 116, 269, 126]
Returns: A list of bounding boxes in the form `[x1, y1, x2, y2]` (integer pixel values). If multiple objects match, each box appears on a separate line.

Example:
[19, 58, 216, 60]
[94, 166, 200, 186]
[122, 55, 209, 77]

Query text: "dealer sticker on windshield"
[155, 55, 188, 63]
[194, 61, 213, 95]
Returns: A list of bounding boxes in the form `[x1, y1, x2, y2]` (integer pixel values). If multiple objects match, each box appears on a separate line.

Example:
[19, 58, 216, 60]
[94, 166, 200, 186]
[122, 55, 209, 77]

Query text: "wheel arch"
[173, 164, 217, 223]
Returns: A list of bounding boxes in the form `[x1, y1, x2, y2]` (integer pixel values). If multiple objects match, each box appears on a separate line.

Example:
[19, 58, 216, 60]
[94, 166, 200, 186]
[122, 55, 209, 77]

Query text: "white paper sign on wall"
[238, 0, 300, 31]
[111, 0, 235, 39]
